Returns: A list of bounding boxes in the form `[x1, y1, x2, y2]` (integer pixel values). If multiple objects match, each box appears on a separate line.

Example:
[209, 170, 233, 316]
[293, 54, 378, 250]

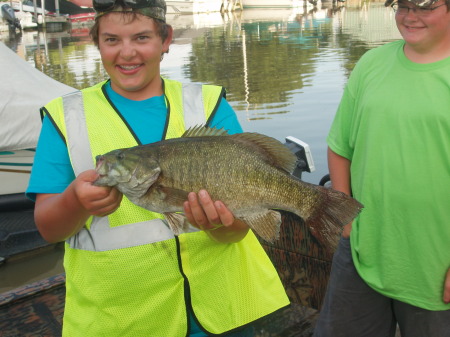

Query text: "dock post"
[221, 0, 243, 12]
[233, 0, 243, 11]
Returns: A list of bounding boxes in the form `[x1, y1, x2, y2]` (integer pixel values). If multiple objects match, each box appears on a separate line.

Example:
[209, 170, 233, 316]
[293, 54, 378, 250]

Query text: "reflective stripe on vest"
[182, 83, 206, 129]
[62, 84, 206, 251]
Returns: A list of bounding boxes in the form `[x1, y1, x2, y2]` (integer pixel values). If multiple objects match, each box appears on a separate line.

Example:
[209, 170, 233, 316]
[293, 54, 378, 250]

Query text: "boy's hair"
[89, 11, 171, 47]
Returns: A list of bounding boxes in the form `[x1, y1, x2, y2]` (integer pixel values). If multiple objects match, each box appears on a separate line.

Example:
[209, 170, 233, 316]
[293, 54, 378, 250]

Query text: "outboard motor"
[284, 136, 315, 179]
[1, 4, 22, 31]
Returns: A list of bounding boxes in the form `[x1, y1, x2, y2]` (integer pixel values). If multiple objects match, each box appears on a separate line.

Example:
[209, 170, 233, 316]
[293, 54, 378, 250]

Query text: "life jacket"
[43, 78, 289, 337]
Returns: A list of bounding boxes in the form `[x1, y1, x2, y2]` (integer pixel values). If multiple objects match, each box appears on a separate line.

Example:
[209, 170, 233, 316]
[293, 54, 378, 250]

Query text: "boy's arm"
[35, 170, 122, 243]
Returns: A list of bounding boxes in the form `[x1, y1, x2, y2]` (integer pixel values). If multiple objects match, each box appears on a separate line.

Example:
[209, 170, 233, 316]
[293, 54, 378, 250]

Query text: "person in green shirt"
[313, 0, 450, 336]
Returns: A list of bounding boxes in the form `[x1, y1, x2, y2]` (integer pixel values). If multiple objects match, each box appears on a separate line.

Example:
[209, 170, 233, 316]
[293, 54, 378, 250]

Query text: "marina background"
[2, 0, 401, 187]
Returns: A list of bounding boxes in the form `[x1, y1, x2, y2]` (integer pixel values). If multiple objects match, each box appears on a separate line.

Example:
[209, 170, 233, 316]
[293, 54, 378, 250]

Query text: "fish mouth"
[95, 155, 107, 173]
[94, 155, 110, 185]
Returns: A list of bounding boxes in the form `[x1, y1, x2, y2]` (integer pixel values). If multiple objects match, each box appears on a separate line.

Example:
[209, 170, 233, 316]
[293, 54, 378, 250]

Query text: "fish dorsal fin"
[182, 125, 229, 138]
[181, 126, 297, 174]
[232, 132, 298, 174]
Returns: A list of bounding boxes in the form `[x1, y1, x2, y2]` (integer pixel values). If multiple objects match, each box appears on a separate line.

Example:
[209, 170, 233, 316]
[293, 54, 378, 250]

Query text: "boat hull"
[0, 149, 34, 196]
[166, 0, 223, 14]
[242, 0, 310, 8]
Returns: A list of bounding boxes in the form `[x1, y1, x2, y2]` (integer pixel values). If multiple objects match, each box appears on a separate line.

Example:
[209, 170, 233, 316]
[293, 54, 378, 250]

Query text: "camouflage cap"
[385, 0, 441, 7]
[95, 0, 167, 22]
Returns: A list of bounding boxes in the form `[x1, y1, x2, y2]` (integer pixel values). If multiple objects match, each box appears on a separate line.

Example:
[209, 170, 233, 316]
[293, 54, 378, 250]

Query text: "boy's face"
[395, 0, 450, 51]
[98, 12, 172, 100]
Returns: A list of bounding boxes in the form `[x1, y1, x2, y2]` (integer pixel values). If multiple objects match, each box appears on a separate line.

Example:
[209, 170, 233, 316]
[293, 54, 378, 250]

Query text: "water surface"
[2, 0, 401, 183]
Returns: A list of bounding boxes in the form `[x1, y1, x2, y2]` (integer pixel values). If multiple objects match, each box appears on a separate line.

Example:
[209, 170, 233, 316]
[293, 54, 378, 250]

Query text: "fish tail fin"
[305, 186, 363, 252]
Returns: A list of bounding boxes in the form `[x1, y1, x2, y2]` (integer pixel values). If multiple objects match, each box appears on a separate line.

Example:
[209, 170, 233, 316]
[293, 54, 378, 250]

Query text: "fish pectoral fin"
[156, 186, 189, 206]
[164, 212, 189, 235]
[242, 210, 281, 243]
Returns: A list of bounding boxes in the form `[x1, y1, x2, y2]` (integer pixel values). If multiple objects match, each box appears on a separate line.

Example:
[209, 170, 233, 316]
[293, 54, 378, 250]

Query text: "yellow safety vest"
[43, 78, 289, 337]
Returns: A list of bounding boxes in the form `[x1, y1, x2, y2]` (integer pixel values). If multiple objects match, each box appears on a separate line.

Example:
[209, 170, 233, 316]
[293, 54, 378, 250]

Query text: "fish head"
[93, 148, 161, 199]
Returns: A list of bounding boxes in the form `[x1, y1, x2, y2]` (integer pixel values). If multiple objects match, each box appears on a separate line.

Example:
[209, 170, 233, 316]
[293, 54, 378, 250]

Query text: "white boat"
[0, 42, 75, 197]
[166, 0, 224, 14]
[11, 1, 48, 15]
[15, 11, 38, 29]
[242, 0, 316, 8]
[0, 149, 35, 195]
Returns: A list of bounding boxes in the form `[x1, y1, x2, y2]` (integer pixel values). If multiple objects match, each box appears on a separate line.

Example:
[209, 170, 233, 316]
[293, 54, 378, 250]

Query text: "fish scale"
[94, 126, 363, 252]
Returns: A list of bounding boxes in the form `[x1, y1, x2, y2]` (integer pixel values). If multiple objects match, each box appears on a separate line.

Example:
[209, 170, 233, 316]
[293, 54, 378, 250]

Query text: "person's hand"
[34, 169, 123, 243]
[73, 169, 123, 217]
[444, 268, 450, 304]
[183, 190, 249, 243]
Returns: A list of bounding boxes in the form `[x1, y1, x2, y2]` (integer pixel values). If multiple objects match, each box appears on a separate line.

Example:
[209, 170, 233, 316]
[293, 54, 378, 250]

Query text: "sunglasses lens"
[93, 0, 115, 11]
[122, 0, 140, 5]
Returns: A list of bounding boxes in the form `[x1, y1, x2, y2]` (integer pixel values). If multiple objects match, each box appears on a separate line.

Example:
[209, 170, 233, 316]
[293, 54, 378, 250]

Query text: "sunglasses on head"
[93, 0, 159, 12]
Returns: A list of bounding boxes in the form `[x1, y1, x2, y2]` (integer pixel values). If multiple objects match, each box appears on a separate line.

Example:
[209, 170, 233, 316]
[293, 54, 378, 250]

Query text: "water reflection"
[1, 1, 401, 184]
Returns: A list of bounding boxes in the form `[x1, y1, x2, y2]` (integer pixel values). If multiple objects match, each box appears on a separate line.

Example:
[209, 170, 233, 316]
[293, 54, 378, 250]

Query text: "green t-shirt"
[327, 40, 450, 310]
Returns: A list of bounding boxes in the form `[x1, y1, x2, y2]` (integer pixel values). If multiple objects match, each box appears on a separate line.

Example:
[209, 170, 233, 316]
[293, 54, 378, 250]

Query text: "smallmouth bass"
[94, 126, 363, 250]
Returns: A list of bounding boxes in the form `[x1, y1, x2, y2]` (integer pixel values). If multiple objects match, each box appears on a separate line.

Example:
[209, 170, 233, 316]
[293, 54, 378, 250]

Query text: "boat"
[0, 42, 75, 269]
[0, 42, 74, 195]
[10, 0, 94, 29]
[10, 0, 48, 15]
[13, 0, 94, 15]
[0, 149, 35, 196]
[0, 3, 22, 31]
[67, 11, 95, 24]
[0, 272, 66, 335]
[166, 0, 225, 14]
[242, 0, 319, 8]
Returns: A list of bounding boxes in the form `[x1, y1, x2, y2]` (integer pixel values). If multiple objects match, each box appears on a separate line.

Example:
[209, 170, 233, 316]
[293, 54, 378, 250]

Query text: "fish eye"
[117, 153, 125, 160]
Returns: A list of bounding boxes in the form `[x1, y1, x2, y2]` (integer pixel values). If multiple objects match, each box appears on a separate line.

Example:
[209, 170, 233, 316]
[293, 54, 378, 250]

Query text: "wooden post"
[32, 0, 38, 26]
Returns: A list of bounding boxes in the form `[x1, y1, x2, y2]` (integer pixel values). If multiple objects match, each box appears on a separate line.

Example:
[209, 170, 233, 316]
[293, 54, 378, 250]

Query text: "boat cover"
[0, 42, 75, 151]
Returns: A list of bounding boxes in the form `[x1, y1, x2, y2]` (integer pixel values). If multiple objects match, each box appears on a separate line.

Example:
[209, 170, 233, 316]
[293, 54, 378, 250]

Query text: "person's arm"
[183, 190, 249, 243]
[444, 267, 450, 304]
[35, 169, 123, 243]
[327, 147, 353, 238]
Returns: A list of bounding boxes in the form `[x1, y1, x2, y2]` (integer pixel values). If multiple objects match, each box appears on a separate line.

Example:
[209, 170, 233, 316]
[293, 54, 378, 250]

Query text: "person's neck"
[404, 41, 450, 64]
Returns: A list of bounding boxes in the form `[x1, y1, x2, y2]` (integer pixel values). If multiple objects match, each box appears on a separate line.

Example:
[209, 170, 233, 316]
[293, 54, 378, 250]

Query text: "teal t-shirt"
[327, 40, 450, 310]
